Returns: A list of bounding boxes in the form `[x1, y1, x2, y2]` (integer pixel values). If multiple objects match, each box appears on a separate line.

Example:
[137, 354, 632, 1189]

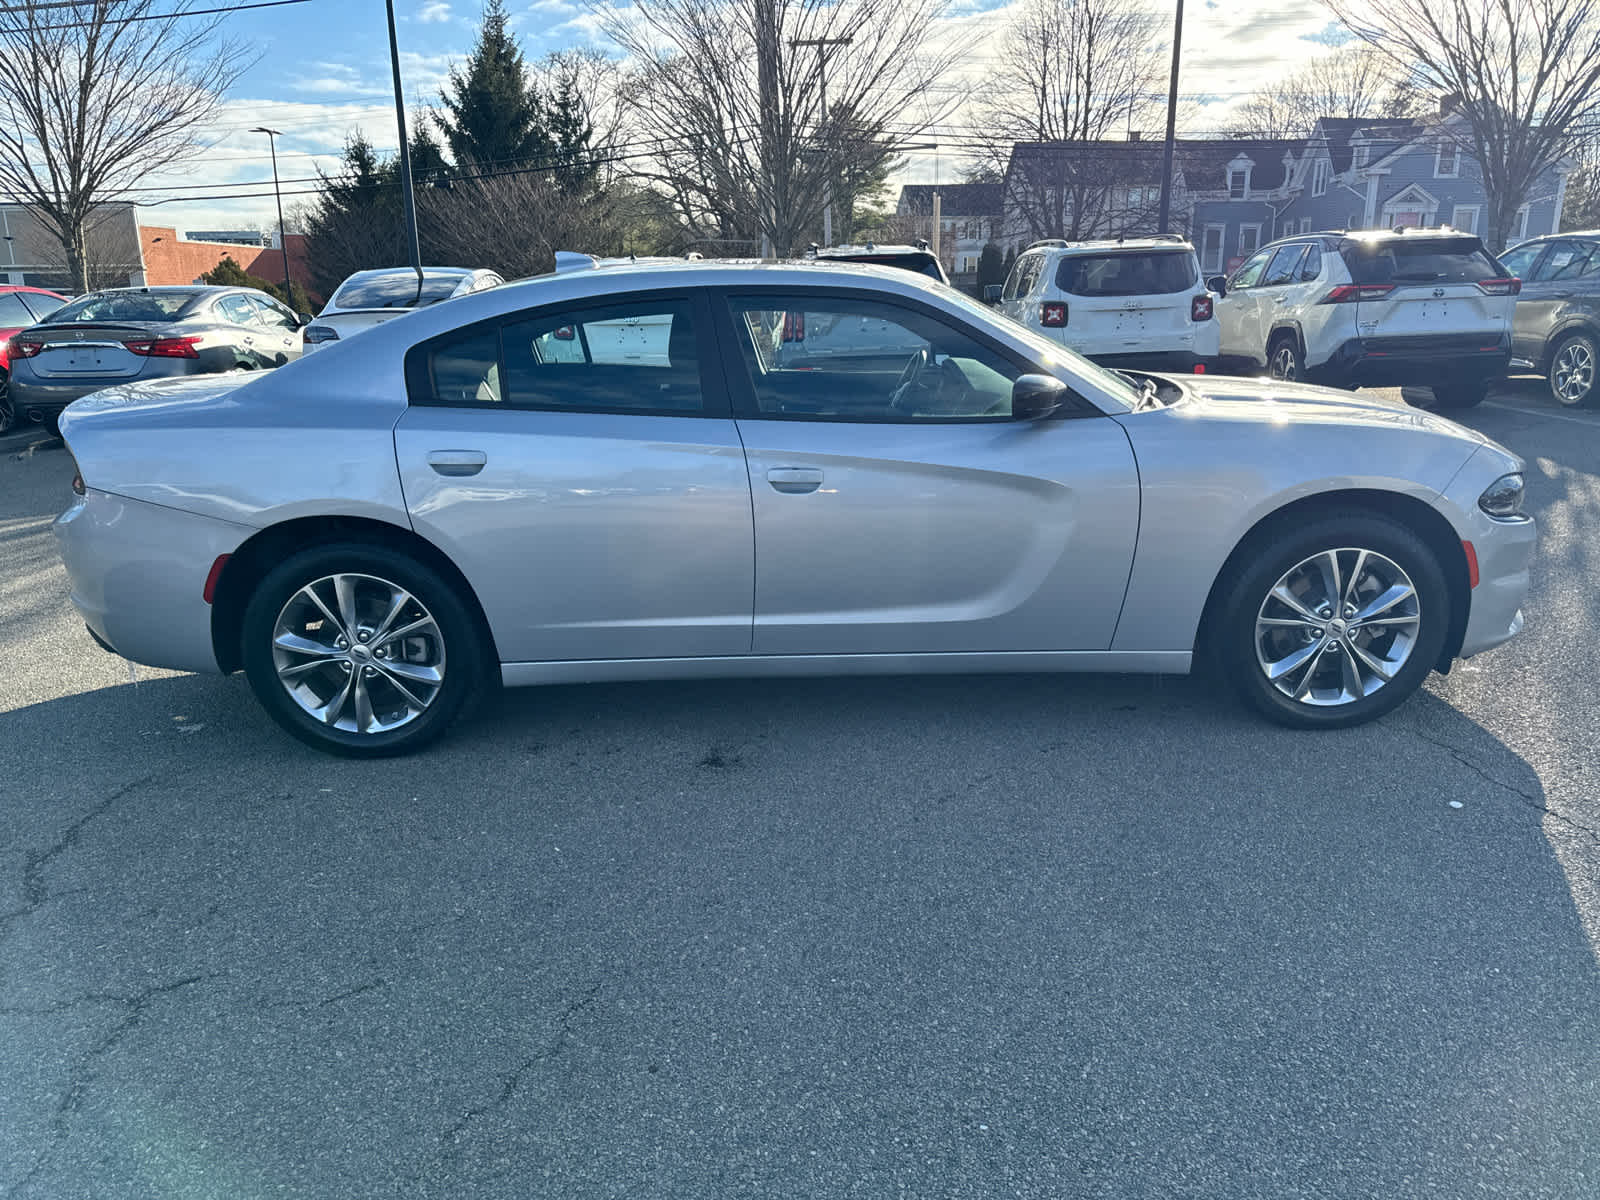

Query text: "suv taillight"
[1039, 301, 1068, 327]
[123, 335, 201, 358]
[1320, 284, 1397, 303]
[9, 336, 42, 358]
[1190, 294, 1212, 321]
[1477, 277, 1521, 296]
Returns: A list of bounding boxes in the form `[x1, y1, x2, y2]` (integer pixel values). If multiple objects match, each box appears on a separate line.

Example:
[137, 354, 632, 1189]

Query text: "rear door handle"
[427, 450, 487, 477]
[767, 467, 823, 494]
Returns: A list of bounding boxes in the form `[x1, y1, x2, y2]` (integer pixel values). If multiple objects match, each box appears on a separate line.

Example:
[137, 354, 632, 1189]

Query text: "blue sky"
[140, 0, 1341, 233]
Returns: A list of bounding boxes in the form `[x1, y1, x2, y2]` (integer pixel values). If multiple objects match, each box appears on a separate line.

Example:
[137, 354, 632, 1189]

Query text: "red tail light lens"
[9, 337, 42, 358]
[781, 312, 806, 342]
[1320, 284, 1397, 303]
[1039, 301, 1068, 327]
[123, 335, 201, 358]
[1476, 278, 1521, 296]
[1190, 294, 1213, 321]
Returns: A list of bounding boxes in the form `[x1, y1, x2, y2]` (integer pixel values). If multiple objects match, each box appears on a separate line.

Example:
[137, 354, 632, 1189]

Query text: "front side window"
[1531, 240, 1597, 282]
[727, 295, 1023, 421]
[247, 294, 299, 330]
[1229, 248, 1274, 289]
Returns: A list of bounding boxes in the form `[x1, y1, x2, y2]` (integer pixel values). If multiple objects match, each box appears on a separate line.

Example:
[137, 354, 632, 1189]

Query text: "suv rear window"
[821, 251, 945, 282]
[333, 271, 468, 310]
[1340, 238, 1502, 285]
[1054, 251, 1198, 296]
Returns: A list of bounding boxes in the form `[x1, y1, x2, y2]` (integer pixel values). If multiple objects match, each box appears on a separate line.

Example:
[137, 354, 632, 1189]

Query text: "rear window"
[333, 271, 468, 310]
[1340, 238, 1502, 285]
[823, 252, 945, 281]
[1054, 251, 1199, 296]
[45, 292, 194, 323]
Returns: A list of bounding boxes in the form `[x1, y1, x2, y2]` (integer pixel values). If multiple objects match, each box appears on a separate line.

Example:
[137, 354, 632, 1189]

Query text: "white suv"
[997, 237, 1219, 370]
[1211, 228, 1519, 409]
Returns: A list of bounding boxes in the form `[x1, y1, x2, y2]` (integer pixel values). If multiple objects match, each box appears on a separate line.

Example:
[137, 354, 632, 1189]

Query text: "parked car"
[8, 285, 309, 436]
[55, 259, 1533, 756]
[0, 285, 68, 435]
[996, 237, 1219, 371]
[1210, 228, 1519, 409]
[812, 243, 949, 284]
[1496, 231, 1600, 408]
[303, 267, 504, 351]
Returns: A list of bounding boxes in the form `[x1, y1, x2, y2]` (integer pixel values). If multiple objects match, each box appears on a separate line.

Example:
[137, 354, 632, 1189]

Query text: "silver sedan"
[54, 261, 1535, 756]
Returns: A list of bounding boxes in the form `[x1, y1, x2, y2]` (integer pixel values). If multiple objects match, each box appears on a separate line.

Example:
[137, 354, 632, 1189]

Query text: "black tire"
[240, 542, 488, 757]
[1547, 330, 1600, 408]
[1427, 376, 1490, 411]
[1266, 334, 1305, 383]
[1212, 513, 1451, 730]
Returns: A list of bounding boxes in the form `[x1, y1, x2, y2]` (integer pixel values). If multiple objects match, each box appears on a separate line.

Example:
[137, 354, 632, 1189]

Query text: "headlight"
[1478, 472, 1525, 519]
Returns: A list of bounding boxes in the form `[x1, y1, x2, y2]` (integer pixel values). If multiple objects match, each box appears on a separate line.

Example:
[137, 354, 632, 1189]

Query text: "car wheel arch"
[1543, 321, 1600, 370]
[1267, 322, 1307, 358]
[1193, 487, 1471, 675]
[210, 514, 500, 675]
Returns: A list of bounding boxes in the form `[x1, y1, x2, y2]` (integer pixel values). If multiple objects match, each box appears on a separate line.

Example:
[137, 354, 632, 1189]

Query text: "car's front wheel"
[1214, 514, 1450, 729]
[1266, 335, 1304, 383]
[240, 543, 487, 756]
[1548, 331, 1599, 408]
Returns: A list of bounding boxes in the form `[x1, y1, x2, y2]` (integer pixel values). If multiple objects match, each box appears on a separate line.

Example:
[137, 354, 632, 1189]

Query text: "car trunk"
[1052, 251, 1198, 343]
[1064, 292, 1192, 341]
[17, 322, 173, 381]
[1344, 238, 1512, 346]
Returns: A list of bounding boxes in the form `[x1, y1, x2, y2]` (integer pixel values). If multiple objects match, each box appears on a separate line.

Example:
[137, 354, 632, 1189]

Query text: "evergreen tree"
[302, 132, 408, 297]
[539, 56, 597, 194]
[409, 122, 451, 188]
[436, 0, 549, 169]
[976, 242, 1005, 293]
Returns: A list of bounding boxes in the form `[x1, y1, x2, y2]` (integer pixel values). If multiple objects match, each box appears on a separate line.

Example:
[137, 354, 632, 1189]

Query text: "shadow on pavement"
[2, 667, 1595, 1198]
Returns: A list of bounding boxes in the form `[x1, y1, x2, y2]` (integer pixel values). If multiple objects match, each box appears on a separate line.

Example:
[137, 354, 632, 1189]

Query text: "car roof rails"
[1026, 238, 1070, 250]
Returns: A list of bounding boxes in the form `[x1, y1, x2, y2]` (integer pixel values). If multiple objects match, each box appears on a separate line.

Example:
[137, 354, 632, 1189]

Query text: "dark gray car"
[1499, 232, 1600, 407]
[8, 285, 310, 434]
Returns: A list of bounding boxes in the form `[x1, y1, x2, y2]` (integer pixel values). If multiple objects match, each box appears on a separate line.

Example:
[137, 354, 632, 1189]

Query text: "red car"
[0, 285, 69, 434]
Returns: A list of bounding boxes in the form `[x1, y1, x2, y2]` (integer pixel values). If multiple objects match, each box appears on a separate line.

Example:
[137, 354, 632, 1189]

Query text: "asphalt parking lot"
[2, 379, 1597, 1199]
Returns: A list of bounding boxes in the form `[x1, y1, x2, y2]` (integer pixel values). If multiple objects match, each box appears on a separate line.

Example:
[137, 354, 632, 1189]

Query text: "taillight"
[9, 336, 42, 358]
[1477, 278, 1521, 296]
[781, 312, 805, 342]
[1320, 283, 1396, 303]
[1190, 294, 1212, 321]
[123, 335, 201, 358]
[1039, 301, 1068, 327]
[69, 452, 85, 496]
[302, 324, 340, 344]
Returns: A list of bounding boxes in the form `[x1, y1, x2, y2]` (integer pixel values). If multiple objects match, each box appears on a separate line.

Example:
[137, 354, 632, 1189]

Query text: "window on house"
[1201, 225, 1226, 273]
[1451, 205, 1480, 234]
[1513, 205, 1531, 241]
[1228, 169, 1247, 200]
[1353, 144, 1369, 169]
[1299, 218, 1314, 235]
[1312, 159, 1330, 196]
[1436, 141, 1459, 177]
[1238, 223, 1262, 258]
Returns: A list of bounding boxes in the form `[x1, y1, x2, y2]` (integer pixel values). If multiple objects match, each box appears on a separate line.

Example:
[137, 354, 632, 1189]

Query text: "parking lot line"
[1483, 401, 1600, 427]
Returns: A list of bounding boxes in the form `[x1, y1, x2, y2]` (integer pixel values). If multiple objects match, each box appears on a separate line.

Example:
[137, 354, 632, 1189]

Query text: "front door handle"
[767, 467, 823, 494]
[427, 450, 487, 477]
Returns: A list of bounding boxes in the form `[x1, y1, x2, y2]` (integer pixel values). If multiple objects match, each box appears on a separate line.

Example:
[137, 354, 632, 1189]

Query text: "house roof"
[1311, 117, 1426, 172]
[1175, 139, 1303, 191]
[897, 182, 1002, 216]
[1005, 138, 1304, 192]
[138, 225, 320, 304]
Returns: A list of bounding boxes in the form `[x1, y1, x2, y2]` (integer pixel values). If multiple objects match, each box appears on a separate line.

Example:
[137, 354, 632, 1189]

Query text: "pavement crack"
[441, 984, 600, 1145]
[258, 977, 388, 1011]
[1406, 729, 1600, 842]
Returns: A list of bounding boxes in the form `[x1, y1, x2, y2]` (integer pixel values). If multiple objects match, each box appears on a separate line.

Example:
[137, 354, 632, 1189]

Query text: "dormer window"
[1435, 140, 1459, 178]
[1227, 157, 1253, 200]
[1353, 142, 1368, 169]
[1312, 158, 1330, 196]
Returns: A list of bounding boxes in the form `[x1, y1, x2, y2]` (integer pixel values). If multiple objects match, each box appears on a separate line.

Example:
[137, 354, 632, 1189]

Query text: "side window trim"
[402, 288, 733, 418]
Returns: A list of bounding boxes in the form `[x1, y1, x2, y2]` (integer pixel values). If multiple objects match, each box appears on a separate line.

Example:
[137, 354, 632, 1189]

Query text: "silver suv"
[1498, 232, 1600, 408]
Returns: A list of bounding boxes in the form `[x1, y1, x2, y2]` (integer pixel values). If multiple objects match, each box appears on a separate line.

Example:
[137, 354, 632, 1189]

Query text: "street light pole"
[384, 0, 422, 291]
[1156, 0, 1184, 235]
[249, 126, 293, 305]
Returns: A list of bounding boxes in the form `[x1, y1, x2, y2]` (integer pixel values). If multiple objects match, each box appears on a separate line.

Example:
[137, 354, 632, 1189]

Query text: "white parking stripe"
[1483, 401, 1600, 428]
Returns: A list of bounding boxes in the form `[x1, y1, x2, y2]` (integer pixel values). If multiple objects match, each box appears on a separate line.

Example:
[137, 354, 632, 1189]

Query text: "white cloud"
[418, 2, 452, 23]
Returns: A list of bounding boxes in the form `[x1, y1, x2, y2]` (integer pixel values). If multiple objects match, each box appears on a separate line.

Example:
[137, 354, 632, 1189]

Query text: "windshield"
[941, 286, 1142, 409]
[1340, 238, 1502, 284]
[1055, 251, 1199, 296]
[332, 271, 469, 310]
[45, 291, 194, 323]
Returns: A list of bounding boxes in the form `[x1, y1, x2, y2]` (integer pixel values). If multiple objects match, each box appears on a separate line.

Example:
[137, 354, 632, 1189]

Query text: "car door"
[215, 293, 266, 367]
[713, 287, 1140, 656]
[1000, 251, 1045, 323]
[1497, 242, 1549, 362]
[1511, 239, 1600, 365]
[1215, 247, 1273, 361]
[246, 294, 305, 363]
[1250, 243, 1310, 353]
[392, 290, 755, 664]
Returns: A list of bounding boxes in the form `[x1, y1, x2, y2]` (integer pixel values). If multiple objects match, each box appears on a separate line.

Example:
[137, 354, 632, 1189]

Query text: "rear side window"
[217, 294, 260, 326]
[21, 293, 65, 321]
[1341, 238, 1502, 284]
[45, 292, 194, 323]
[0, 293, 34, 327]
[1260, 245, 1307, 287]
[1530, 240, 1600, 282]
[1055, 251, 1199, 296]
[1296, 244, 1323, 281]
[334, 272, 467, 310]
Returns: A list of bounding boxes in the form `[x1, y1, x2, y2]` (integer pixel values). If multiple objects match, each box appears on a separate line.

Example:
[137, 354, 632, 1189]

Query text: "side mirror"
[1013, 373, 1069, 420]
[1206, 275, 1228, 298]
[983, 284, 1003, 304]
[296, 312, 315, 327]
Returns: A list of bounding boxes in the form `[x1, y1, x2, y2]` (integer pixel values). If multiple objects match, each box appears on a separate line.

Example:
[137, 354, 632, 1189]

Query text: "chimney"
[1439, 92, 1461, 118]
[1128, 131, 1142, 142]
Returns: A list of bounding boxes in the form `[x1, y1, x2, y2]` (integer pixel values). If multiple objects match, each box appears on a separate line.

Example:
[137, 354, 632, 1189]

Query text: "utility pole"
[932, 191, 942, 259]
[384, 0, 422, 289]
[792, 36, 853, 248]
[249, 126, 293, 307]
[756, 0, 779, 258]
[1156, 0, 1184, 235]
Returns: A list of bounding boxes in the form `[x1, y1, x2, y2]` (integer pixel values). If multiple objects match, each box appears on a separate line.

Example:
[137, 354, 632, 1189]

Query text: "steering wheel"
[890, 346, 934, 411]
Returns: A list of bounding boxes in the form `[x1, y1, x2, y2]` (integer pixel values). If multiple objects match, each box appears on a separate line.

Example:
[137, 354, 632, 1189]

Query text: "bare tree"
[1232, 43, 1423, 139]
[0, 2, 249, 293]
[1323, 0, 1600, 250]
[598, 0, 957, 256]
[966, 0, 1166, 241]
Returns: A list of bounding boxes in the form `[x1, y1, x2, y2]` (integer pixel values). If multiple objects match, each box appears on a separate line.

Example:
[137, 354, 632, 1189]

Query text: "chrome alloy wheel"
[1254, 548, 1421, 707]
[1269, 344, 1299, 381]
[271, 573, 446, 734]
[1552, 339, 1595, 403]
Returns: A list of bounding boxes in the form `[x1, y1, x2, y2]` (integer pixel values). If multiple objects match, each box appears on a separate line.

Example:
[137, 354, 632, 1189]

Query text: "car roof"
[1028, 237, 1196, 254]
[0, 284, 66, 297]
[339, 266, 481, 283]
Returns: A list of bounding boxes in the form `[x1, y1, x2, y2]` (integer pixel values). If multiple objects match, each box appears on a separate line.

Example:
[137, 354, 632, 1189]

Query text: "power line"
[0, 0, 312, 30]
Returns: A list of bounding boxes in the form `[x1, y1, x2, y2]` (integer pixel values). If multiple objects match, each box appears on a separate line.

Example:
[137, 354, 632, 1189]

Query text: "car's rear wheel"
[1266, 335, 1304, 383]
[240, 543, 487, 756]
[1214, 514, 1450, 729]
[1548, 331, 1599, 408]
[1426, 376, 1489, 411]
